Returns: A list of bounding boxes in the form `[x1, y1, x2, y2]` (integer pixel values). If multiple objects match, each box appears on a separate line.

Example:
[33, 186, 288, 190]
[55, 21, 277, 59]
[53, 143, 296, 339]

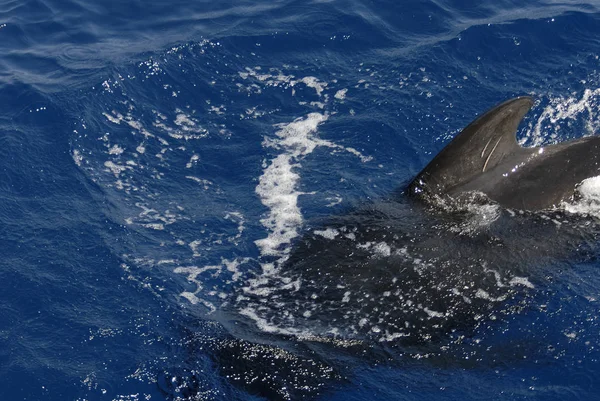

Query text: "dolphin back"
[409, 96, 600, 210]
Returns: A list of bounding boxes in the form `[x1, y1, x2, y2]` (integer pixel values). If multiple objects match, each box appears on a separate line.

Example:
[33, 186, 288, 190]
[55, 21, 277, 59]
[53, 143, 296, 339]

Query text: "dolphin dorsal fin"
[409, 96, 534, 197]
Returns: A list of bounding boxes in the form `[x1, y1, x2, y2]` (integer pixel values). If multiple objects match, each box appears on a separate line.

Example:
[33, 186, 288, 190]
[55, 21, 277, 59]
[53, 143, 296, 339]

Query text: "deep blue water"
[2, 0, 600, 400]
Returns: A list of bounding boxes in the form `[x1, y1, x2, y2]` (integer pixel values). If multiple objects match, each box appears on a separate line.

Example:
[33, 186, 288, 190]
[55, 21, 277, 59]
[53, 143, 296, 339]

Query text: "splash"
[563, 175, 600, 217]
[523, 88, 600, 147]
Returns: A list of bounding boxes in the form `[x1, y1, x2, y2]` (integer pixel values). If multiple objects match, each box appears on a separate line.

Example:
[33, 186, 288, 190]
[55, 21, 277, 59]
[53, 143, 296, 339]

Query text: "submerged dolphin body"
[196, 97, 600, 400]
[409, 96, 600, 210]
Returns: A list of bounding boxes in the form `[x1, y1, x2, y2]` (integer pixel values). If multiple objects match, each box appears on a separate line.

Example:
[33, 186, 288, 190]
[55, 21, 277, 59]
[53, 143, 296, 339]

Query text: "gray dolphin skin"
[409, 96, 600, 210]
[202, 97, 600, 401]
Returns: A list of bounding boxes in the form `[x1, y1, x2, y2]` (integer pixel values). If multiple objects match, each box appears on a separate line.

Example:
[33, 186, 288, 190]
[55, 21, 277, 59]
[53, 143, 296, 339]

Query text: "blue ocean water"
[2, 0, 600, 400]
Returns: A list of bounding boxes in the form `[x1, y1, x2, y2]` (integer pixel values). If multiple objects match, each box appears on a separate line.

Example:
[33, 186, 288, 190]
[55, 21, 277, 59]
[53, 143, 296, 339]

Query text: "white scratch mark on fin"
[481, 137, 493, 158]
[483, 138, 502, 172]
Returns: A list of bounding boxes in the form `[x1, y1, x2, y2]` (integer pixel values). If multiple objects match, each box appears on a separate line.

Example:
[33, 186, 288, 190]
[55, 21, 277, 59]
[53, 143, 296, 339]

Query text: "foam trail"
[254, 113, 328, 259]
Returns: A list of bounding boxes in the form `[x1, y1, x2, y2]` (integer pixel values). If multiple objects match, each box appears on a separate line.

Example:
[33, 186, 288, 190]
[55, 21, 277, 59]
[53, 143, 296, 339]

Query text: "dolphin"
[193, 97, 600, 400]
[408, 96, 600, 210]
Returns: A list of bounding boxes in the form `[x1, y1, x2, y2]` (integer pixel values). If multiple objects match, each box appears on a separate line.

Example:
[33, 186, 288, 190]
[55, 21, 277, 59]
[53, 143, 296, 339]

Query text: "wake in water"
[68, 39, 600, 399]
